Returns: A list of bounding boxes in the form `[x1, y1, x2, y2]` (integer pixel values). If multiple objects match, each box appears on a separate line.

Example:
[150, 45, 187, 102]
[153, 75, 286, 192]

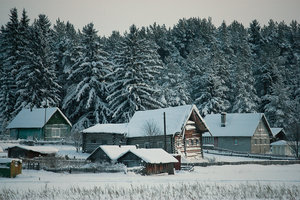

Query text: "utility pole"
[164, 112, 167, 151]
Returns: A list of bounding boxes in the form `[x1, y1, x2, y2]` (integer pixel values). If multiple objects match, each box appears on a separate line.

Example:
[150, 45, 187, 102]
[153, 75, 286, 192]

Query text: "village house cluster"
[1, 104, 296, 177]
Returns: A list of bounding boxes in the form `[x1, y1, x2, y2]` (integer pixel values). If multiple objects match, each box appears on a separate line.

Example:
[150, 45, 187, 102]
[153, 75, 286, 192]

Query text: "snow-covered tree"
[0, 8, 22, 131]
[15, 14, 61, 110]
[107, 25, 164, 123]
[53, 19, 78, 107]
[160, 56, 191, 106]
[228, 21, 259, 113]
[63, 23, 112, 130]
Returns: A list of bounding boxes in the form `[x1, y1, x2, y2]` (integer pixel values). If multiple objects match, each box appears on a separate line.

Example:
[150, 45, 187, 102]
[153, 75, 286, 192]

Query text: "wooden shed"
[117, 148, 178, 175]
[7, 145, 58, 159]
[0, 158, 22, 178]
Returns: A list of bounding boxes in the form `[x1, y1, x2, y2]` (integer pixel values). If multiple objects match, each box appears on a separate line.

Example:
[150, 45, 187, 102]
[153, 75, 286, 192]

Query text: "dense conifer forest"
[0, 8, 299, 134]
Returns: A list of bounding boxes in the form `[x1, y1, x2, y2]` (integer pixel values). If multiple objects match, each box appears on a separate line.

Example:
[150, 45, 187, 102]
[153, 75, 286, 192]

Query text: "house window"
[234, 138, 238, 145]
[144, 142, 150, 148]
[195, 139, 199, 145]
[51, 128, 60, 138]
[186, 140, 189, 146]
[191, 139, 194, 146]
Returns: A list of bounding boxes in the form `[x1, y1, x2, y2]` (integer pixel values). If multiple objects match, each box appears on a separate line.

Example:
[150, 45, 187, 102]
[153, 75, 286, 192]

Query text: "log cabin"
[82, 105, 210, 159]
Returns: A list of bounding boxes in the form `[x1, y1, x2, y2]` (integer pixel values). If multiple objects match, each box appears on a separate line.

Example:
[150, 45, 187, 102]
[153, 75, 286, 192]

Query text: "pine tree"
[107, 25, 164, 123]
[160, 56, 191, 106]
[53, 19, 78, 107]
[0, 8, 21, 131]
[15, 14, 61, 110]
[63, 23, 111, 130]
[228, 21, 259, 112]
[263, 75, 293, 129]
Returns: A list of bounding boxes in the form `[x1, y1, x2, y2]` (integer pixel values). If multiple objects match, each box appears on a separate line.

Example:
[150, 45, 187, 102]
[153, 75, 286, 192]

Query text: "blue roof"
[7, 107, 71, 129]
[204, 113, 270, 137]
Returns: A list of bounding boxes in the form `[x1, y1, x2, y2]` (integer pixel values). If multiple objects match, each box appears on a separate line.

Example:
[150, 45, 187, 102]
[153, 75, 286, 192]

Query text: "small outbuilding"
[86, 145, 137, 163]
[7, 145, 58, 159]
[271, 140, 293, 156]
[118, 148, 178, 175]
[0, 158, 22, 178]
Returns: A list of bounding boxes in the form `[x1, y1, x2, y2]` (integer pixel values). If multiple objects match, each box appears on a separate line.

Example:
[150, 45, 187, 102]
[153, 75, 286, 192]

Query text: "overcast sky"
[1, 0, 300, 36]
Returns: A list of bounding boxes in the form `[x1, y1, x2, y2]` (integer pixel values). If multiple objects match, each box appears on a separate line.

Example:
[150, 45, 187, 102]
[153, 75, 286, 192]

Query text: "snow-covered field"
[1, 164, 300, 199]
[1, 143, 299, 199]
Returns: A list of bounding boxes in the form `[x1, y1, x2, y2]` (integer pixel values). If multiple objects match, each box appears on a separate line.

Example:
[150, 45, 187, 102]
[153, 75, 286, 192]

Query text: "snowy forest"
[0, 8, 299, 134]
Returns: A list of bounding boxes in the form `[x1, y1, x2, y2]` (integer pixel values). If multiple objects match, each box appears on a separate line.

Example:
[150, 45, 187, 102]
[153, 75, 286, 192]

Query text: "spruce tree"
[63, 23, 111, 129]
[107, 25, 163, 123]
[15, 14, 61, 110]
[0, 8, 21, 131]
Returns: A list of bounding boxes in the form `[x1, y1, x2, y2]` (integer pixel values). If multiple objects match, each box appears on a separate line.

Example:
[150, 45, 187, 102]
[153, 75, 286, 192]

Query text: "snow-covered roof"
[0, 158, 22, 164]
[82, 105, 208, 137]
[204, 113, 268, 137]
[88, 145, 137, 161]
[7, 107, 72, 129]
[82, 123, 128, 134]
[127, 148, 178, 164]
[8, 145, 58, 154]
[271, 128, 284, 137]
[271, 140, 288, 146]
[101, 145, 137, 160]
[127, 104, 207, 137]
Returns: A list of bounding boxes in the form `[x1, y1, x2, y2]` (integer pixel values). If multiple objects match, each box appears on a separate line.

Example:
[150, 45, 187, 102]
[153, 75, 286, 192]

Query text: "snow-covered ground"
[1, 164, 299, 190]
[1, 164, 299, 199]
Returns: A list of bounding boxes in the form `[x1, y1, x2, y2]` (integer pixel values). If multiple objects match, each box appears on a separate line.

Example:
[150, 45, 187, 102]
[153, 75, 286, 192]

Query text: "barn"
[7, 145, 58, 158]
[117, 148, 178, 175]
[7, 107, 72, 141]
[82, 105, 210, 159]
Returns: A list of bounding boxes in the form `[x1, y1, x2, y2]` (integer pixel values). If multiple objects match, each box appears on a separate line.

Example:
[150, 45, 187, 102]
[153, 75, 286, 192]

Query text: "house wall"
[174, 128, 203, 158]
[87, 148, 112, 163]
[118, 152, 175, 175]
[10, 128, 43, 140]
[44, 111, 71, 141]
[251, 119, 271, 154]
[127, 135, 174, 153]
[271, 145, 292, 156]
[117, 152, 143, 167]
[82, 133, 125, 153]
[216, 137, 251, 152]
[8, 147, 49, 158]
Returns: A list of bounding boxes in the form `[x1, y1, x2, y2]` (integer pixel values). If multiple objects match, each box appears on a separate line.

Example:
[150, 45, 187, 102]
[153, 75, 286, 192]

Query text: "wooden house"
[82, 105, 209, 158]
[117, 148, 178, 175]
[203, 113, 273, 154]
[7, 145, 58, 158]
[0, 158, 22, 178]
[82, 124, 128, 153]
[7, 107, 72, 141]
[86, 145, 136, 163]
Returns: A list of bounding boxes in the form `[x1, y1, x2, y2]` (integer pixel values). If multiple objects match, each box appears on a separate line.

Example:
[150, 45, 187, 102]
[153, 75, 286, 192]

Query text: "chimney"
[221, 112, 226, 127]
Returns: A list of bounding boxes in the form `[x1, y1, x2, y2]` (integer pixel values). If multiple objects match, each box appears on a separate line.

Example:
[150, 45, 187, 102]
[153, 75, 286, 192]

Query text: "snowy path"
[1, 164, 300, 191]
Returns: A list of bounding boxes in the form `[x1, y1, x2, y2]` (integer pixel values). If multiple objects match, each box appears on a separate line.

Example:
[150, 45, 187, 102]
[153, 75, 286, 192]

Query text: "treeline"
[0, 8, 299, 133]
